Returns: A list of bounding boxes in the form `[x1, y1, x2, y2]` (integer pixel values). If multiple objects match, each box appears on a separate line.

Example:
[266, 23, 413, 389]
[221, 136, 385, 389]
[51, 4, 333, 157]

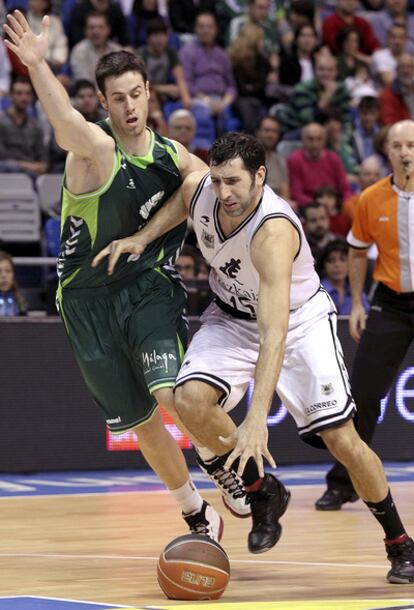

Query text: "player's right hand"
[4, 11, 49, 68]
[91, 236, 147, 275]
[349, 302, 366, 343]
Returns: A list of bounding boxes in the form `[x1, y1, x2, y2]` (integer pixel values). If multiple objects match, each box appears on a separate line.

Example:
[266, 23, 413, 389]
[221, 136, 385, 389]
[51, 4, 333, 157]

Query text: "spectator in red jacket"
[322, 0, 380, 57]
[288, 122, 352, 210]
[379, 53, 414, 125]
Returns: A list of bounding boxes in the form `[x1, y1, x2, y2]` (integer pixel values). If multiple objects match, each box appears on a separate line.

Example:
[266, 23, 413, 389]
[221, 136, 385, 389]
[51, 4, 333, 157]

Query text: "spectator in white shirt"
[371, 24, 407, 87]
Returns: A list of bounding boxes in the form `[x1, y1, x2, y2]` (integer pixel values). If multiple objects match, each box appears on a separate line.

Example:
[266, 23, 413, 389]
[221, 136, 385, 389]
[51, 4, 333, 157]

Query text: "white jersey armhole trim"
[252, 213, 302, 261]
[189, 172, 210, 220]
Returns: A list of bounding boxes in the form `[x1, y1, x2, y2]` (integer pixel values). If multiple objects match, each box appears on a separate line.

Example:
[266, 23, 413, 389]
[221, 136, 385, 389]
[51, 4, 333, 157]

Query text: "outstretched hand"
[219, 417, 276, 478]
[91, 235, 147, 275]
[4, 10, 49, 68]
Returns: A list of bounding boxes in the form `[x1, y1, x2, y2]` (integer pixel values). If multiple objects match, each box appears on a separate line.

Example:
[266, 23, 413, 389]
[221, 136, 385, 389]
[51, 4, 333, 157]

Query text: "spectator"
[0, 38, 11, 97]
[365, 125, 392, 177]
[168, 0, 216, 36]
[336, 26, 370, 82]
[287, 123, 352, 209]
[278, 23, 318, 88]
[137, 18, 191, 109]
[228, 23, 274, 133]
[0, 251, 27, 316]
[0, 77, 47, 177]
[352, 96, 380, 163]
[48, 79, 106, 172]
[227, 0, 279, 69]
[283, 0, 316, 48]
[27, 0, 68, 74]
[255, 115, 290, 200]
[370, 0, 414, 54]
[70, 13, 122, 85]
[379, 53, 414, 125]
[371, 24, 407, 87]
[67, 0, 130, 48]
[175, 244, 199, 280]
[317, 239, 369, 315]
[277, 53, 352, 136]
[314, 185, 351, 237]
[131, 0, 164, 48]
[323, 110, 359, 177]
[147, 85, 168, 136]
[322, 0, 379, 57]
[343, 156, 382, 223]
[167, 109, 208, 162]
[302, 202, 340, 259]
[179, 11, 237, 124]
[344, 63, 377, 106]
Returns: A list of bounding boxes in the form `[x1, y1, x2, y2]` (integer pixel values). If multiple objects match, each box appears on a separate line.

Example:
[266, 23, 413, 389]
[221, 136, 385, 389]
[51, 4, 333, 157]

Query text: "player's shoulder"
[360, 175, 394, 206]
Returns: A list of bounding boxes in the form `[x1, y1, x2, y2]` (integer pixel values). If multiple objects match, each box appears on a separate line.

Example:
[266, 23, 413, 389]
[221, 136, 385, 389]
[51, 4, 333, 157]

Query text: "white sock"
[170, 478, 203, 515]
[195, 445, 217, 462]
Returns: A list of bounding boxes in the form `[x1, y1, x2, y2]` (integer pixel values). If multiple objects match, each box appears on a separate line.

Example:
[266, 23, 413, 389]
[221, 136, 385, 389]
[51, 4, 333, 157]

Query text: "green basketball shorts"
[57, 268, 187, 432]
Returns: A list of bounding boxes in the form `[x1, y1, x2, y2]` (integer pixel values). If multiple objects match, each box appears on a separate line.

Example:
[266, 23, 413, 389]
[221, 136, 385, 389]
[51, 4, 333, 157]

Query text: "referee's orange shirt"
[347, 176, 414, 293]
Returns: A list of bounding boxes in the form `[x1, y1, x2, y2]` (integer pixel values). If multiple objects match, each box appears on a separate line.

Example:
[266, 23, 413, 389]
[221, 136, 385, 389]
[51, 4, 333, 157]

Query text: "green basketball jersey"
[58, 123, 186, 290]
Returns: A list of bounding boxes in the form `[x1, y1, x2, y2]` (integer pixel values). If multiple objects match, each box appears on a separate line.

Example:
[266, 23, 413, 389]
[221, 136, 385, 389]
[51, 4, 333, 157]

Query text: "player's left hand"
[91, 235, 147, 275]
[219, 417, 276, 478]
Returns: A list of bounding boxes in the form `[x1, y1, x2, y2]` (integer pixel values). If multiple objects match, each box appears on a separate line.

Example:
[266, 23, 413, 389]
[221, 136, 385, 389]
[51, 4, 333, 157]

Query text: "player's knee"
[175, 383, 204, 427]
[322, 424, 365, 469]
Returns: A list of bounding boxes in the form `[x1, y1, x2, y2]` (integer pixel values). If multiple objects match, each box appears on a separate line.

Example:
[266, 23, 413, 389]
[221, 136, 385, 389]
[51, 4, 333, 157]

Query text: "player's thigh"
[126, 269, 188, 396]
[61, 294, 157, 433]
[277, 293, 355, 444]
[175, 303, 257, 412]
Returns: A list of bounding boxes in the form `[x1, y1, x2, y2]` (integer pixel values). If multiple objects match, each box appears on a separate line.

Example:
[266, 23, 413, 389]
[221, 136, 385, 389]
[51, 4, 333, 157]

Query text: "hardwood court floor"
[0, 483, 413, 607]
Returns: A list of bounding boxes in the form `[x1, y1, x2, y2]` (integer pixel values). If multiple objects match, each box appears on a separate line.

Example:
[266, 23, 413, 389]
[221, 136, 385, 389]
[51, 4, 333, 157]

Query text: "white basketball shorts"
[175, 288, 356, 445]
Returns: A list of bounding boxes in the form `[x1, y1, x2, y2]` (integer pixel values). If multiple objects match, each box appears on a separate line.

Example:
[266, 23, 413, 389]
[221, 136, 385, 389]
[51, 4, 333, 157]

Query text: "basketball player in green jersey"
[3, 10, 233, 539]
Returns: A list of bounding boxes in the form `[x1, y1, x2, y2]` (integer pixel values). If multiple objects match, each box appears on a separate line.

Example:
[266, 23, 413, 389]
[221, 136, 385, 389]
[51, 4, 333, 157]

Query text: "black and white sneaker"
[386, 536, 414, 583]
[183, 500, 224, 543]
[248, 473, 291, 554]
[197, 455, 251, 518]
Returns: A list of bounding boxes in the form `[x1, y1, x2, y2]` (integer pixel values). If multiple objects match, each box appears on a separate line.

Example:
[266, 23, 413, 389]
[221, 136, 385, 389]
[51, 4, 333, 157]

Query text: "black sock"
[365, 490, 406, 541]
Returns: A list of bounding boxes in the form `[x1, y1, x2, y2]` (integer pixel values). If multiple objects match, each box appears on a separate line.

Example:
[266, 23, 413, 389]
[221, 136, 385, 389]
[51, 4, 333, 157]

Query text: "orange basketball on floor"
[157, 534, 230, 600]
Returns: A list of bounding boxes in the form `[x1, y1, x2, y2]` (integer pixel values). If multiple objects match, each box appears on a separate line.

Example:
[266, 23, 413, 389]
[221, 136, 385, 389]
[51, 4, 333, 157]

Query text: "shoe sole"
[248, 488, 291, 554]
[222, 495, 252, 519]
[387, 573, 414, 584]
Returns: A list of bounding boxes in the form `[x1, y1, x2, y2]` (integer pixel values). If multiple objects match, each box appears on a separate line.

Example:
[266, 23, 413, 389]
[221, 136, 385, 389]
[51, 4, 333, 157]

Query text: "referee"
[316, 119, 414, 511]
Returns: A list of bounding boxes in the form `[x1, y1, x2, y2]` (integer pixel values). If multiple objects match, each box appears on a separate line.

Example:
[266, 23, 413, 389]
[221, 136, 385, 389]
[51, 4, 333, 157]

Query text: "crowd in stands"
[1, 0, 414, 314]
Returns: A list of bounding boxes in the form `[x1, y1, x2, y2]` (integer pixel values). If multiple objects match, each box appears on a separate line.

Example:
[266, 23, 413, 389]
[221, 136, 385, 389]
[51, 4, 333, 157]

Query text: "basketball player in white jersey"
[94, 134, 414, 581]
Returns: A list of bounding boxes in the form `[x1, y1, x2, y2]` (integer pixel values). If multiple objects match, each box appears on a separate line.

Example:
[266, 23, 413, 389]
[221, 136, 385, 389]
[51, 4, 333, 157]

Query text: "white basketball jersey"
[190, 174, 320, 316]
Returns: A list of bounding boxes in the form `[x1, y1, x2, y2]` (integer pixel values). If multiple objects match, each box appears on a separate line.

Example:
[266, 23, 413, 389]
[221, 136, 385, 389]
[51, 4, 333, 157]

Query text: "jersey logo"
[220, 258, 241, 279]
[200, 215, 210, 226]
[126, 178, 136, 190]
[64, 216, 83, 256]
[139, 190, 165, 220]
[321, 383, 334, 396]
[201, 229, 214, 249]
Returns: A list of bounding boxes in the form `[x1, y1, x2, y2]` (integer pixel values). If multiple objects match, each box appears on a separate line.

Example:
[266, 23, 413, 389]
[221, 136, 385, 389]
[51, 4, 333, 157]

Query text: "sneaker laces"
[210, 466, 247, 500]
[185, 511, 210, 536]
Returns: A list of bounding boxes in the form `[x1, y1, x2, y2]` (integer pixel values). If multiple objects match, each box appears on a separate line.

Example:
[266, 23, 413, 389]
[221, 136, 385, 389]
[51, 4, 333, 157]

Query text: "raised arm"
[92, 170, 207, 274]
[4, 11, 111, 158]
[222, 218, 299, 477]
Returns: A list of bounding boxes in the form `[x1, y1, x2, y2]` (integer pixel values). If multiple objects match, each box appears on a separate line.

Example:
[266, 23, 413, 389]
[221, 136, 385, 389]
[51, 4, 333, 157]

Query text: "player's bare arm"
[349, 247, 369, 342]
[222, 218, 299, 477]
[4, 11, 114, 181]
[92, 170, 208, 274]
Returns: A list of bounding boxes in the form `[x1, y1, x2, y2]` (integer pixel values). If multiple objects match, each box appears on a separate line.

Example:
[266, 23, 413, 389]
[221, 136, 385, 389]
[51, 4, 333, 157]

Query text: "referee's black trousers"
[325, 283, 414, 494]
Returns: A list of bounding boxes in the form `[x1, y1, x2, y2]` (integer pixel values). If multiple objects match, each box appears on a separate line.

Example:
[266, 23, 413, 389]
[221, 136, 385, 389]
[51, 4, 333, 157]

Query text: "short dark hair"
[316, 238, 348, 275]
[147, 17, 168, 36]
[314, 185, 342, 209]
[208, 132, 266, 179]
[302, 201, 329, 220]
[256, 115, 281, 132]
[73, 79, 96, 96]
[289, 0, 315, 20]
[95, 51, 147, 95]
[358, 96, 379, 113]
[10, 76, 32, 93]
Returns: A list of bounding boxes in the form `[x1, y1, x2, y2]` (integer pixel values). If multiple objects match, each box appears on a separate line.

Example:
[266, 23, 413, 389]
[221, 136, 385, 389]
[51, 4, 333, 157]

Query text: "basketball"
[157, 534, 231, 600]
